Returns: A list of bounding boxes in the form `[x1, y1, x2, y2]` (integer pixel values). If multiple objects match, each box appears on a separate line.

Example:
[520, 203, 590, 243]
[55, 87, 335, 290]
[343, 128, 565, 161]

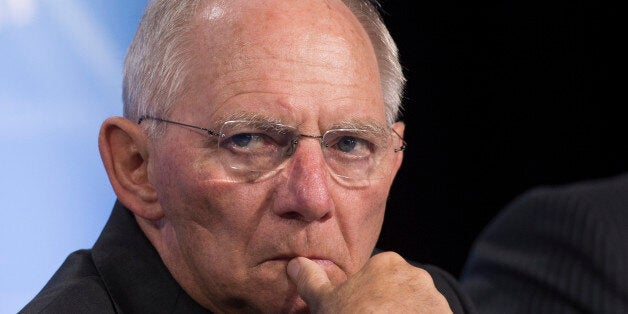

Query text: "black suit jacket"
[22, 201, 475, 313]
[461, 174, 628, 313]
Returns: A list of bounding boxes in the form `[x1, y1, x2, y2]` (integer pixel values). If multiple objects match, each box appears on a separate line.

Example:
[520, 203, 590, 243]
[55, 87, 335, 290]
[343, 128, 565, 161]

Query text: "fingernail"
[287, 258, 301, 280]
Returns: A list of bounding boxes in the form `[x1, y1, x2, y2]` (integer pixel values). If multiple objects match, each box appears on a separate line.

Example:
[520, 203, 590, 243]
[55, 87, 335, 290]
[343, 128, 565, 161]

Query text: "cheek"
[151, 143, 270, 263]
[156, 173, 276, 293]
[157, 168, 269, 243]
[340, 182, 389, 221]
[152, 142, 230, 215]
[335, 184, 389, 272]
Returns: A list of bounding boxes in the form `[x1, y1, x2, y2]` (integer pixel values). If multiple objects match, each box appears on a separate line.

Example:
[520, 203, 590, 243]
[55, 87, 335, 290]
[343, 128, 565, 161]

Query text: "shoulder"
[462, 174, 628, 313]
[507, 173, 628, 219]
[20, 250, 116, 313]
[484, 173, 628, 249]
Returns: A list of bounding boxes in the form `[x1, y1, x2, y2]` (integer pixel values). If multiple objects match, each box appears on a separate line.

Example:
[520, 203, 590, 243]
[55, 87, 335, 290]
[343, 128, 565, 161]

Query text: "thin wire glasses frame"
[137, 115, 407, 183]
[138, 115, 407, 151]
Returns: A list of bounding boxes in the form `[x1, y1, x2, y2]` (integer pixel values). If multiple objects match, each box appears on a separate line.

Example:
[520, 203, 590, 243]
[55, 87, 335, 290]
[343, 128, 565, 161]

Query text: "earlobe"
[98, 117, 163, 220]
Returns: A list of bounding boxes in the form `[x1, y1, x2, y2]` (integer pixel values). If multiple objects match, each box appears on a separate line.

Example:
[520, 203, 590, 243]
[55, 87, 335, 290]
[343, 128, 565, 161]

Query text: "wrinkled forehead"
[193, 0, 377, 68]
[176, 0, 384, 126]
[197, 0, 370, 39]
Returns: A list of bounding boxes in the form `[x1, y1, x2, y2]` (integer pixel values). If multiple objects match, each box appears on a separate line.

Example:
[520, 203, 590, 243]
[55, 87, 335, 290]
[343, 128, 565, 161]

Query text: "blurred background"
[0, 1, 145, 312]
[0, 0, 625, 313]
[378, 0, 626, 281]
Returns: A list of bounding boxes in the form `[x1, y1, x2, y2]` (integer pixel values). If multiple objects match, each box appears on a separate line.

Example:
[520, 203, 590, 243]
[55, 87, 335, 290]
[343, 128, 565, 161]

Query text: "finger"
[287, 257, 333, 307]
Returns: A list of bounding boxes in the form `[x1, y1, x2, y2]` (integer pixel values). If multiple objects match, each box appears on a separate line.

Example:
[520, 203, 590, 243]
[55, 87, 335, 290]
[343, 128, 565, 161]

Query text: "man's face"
[146, 0, 403, 312]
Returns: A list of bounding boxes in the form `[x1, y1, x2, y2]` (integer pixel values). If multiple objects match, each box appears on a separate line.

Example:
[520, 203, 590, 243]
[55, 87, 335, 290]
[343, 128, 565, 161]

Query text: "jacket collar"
[92, 200, 210, 313]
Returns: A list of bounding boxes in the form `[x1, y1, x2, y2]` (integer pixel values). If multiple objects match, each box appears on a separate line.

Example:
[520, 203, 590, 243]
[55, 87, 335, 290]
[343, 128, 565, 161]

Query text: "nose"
[271, 139, 334, 222]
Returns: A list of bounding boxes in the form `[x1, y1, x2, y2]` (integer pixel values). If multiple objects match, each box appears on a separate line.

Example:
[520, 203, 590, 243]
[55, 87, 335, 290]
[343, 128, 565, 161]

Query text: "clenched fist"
[287, 251, 453, 313]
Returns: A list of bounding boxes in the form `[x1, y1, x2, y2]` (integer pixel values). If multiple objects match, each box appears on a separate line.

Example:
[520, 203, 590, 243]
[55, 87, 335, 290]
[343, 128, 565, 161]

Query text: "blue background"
[0, 1, 146, 312]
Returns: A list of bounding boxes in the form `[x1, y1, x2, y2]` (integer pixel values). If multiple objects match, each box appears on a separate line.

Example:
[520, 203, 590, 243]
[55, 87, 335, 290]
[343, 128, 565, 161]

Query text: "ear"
[98, 117, 163, 220]
[391, 121, 405, 175]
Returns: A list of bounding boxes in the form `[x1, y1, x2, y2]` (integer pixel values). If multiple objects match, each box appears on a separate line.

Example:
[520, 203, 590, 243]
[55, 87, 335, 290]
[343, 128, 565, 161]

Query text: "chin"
[276, 297, 309, 314]
[229, 268, 305, 313]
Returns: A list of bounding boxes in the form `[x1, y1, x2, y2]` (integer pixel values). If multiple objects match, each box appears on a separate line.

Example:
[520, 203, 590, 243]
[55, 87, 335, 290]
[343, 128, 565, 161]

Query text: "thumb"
[287, 257, 333, 307]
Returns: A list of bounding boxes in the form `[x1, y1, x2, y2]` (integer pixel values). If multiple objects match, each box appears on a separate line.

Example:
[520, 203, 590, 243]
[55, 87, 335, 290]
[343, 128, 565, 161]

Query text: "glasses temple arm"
[138, 115, 219, 136]
[392, 129, 407, 152]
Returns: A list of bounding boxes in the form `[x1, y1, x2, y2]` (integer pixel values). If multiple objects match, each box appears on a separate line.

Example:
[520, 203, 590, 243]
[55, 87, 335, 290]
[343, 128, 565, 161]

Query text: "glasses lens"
[216, 121, 398, 184]
[218, 121, 296, 173]
[322, 129, 392, 181]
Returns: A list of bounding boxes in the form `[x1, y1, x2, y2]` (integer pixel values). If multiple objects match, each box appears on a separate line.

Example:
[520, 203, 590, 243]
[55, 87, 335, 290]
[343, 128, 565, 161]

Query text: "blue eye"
[337, 136, 358, 152]
[231, 133, 253, 147]
[324, 130, 377, 159]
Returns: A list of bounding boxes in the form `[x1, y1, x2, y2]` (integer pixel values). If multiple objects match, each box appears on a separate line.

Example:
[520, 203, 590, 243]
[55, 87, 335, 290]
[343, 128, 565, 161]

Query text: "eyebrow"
[328, 119, 389, 136]
[214, 112, 388, 135]
[214, 112, 284, 126]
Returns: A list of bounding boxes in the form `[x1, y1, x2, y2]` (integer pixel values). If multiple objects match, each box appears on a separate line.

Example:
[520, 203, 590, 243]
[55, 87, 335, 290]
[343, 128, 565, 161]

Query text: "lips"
[309, 258, 335, 267]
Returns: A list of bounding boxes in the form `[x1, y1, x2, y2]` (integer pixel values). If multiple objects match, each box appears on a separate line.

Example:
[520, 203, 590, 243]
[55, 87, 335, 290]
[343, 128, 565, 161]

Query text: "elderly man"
[22, 0, 474, 312]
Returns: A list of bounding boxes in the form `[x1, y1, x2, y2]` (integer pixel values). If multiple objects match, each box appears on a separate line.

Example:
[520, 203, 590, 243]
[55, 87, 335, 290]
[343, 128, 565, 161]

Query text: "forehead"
[178, 0, 385, 127]
[199, 0, 369, 44]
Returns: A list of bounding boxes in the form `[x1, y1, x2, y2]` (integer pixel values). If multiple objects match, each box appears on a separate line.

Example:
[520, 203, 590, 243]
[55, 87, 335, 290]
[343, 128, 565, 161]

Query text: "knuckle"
[412, 267, 433, 283]
[370, 251, 406, 266]
[367, 252, 419, 279]
[423, 290, 453, 313]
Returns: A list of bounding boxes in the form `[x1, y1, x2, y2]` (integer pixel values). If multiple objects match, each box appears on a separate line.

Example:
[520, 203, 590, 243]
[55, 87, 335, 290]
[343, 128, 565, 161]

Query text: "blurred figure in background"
[462, 173, 628, 313]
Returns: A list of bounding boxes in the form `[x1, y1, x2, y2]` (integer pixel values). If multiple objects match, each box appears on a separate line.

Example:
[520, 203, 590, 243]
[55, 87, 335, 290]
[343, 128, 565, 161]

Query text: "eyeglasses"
[138, 115, 406, 185]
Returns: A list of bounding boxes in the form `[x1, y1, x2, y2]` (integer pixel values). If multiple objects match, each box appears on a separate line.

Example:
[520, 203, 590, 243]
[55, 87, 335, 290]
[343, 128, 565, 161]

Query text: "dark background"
[376, 0, 626, 277]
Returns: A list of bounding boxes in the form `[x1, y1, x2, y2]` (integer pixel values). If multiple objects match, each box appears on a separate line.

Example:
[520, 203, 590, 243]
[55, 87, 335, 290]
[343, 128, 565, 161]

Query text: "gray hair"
[340, 0, 406, 126]
[123, 0, 405, 135]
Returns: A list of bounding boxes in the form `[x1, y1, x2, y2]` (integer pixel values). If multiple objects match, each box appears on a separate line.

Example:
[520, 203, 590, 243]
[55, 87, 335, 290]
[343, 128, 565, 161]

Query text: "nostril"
[279, 211, 332, 222]
[319, 212, 332, 222]
[280, 212, 302, 220]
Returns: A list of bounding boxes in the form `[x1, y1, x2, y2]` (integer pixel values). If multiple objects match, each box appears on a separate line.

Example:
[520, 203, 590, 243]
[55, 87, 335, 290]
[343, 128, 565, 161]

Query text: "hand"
[287, 251, 453, 313]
